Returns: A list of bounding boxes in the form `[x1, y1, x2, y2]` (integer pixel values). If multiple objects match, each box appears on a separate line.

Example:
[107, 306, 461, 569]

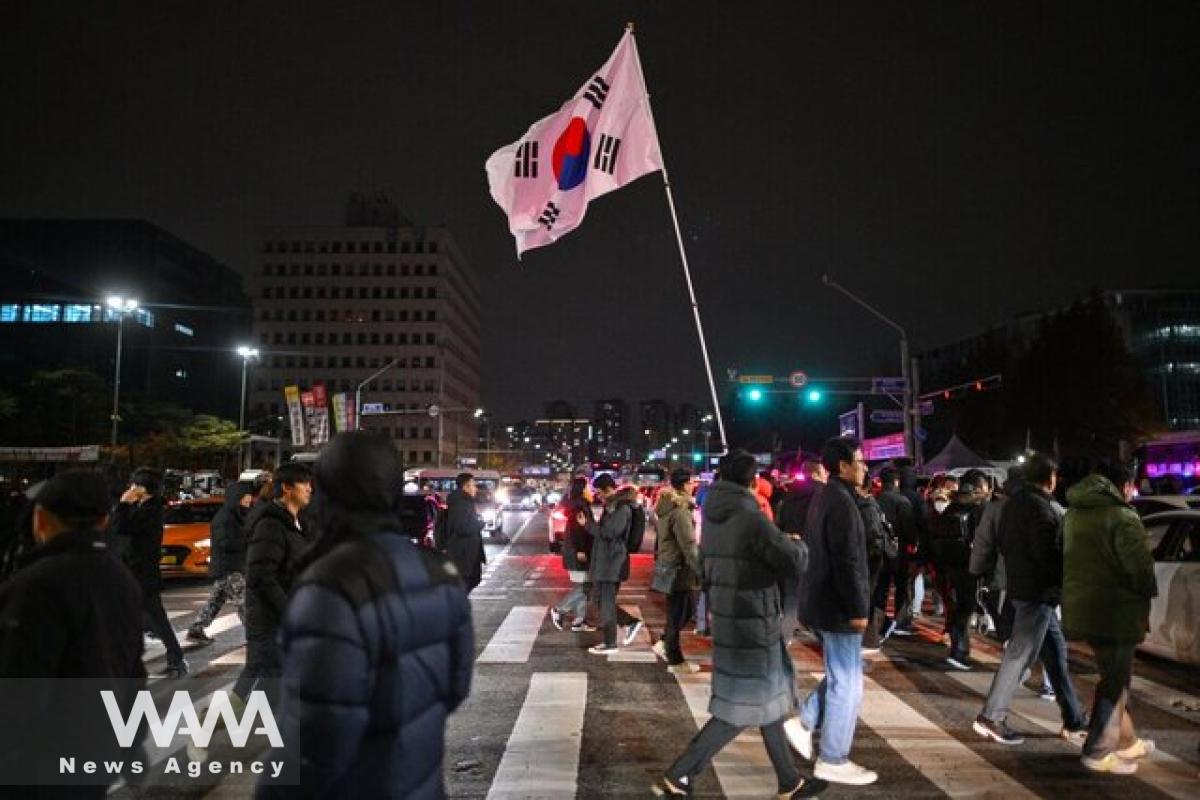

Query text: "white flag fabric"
[486, 30, 663, 256]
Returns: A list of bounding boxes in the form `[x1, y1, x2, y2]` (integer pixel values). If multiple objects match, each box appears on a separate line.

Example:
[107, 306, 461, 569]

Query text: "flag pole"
[627, 22, 728, 456]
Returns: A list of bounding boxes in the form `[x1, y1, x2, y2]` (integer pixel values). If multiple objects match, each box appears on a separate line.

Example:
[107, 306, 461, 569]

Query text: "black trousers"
[142, 590, 184, 664]
[1084, 638, 1138, 758]
[666, 716, 800, 794]
[595, 581, 638, 647]
[946, 566, 978, 660]
[233, 635, 282, 701]
[661, 589, 694, 664]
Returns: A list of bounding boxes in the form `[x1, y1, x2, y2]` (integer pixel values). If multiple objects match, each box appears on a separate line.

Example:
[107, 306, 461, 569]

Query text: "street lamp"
[106, 295, 139, 453]
[236, 346, 259, 469]
[356, 359, 400, 431]
[822, 273, 920, 469]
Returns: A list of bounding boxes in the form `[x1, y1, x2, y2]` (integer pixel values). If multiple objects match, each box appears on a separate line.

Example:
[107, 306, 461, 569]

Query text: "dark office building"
[0, 220, 252, 425]
[919, 289, 1200, 432]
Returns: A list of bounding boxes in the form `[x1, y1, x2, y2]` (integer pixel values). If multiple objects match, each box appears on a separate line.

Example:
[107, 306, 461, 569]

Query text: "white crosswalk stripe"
[486, 672, 588, 799]
[477, 606, 546, 663]
[142, 612, 242, 661]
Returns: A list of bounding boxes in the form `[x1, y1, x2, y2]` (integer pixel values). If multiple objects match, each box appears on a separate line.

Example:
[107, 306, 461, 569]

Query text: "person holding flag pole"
[485, 22, 728, 459]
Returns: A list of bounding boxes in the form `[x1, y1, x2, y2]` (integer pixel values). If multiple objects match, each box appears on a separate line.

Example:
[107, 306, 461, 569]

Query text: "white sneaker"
[814, 759, 878, 785]
[549, 607, 564, 631]
[1060, 726, 1088, 746]
[783, 717, 813, 761]
[1116, 738, 1155, 760]
[588, 644, 619, 655]
[651, 639, 668, 661]
[1081, 753, 1138, 775]
[667, 662, 700, 674]
[623, 620, 644, 646]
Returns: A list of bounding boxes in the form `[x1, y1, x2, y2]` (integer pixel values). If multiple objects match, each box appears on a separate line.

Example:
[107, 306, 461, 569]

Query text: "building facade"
[594, 398, 629, 460]
[0, 219, 251, 427]
[248, 198, 482, 465]
[919, 289, 1200, 433]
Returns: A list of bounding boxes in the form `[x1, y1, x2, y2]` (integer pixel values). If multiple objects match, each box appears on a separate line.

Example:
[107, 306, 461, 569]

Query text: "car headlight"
[195, 538, 211, 549]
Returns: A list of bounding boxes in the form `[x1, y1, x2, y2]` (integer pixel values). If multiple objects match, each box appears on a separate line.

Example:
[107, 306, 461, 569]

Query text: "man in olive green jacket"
[651, 469, 702, 672]
[1062, 463, 1158, 776]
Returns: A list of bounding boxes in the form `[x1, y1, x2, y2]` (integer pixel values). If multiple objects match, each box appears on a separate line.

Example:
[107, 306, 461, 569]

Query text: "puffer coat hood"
[704, 480, 757, 524]
[1065, 474, 1125, 510]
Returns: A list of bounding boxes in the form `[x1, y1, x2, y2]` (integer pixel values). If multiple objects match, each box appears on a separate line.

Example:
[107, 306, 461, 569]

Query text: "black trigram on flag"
[537, 201, 561, 231]
[582, 76, 610, 110]
[514, 141, 538, 178]
[593, 134, 621, 174]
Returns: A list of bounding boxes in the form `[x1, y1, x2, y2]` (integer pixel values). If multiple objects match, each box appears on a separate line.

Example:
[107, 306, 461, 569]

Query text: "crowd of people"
[0, 428, 1169, 795]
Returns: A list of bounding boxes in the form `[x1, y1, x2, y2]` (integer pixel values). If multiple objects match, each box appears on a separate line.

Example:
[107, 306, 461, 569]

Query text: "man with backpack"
[929, 472, 989, 670]
[579, 474, 644, 655]
[874, 467, 916, 635]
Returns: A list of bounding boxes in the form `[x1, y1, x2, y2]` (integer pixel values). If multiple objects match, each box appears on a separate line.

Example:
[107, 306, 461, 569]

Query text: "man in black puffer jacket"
[188, 480, 254, 643]
[258, 432, 472, 799]
[234, 462, 312, 706]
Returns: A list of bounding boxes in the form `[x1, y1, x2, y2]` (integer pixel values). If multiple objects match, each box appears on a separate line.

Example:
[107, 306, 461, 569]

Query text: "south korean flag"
[485, 29, 664, 256]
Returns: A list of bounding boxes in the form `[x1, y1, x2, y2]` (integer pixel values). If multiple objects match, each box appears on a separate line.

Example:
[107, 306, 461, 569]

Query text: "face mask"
[934, 498, 950, 514]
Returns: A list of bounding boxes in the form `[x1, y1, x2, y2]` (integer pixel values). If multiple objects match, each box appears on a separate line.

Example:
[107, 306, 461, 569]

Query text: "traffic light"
[805, 388, 823, 405]
[746, 388, 763, 403]
[692, 453, 703, 463]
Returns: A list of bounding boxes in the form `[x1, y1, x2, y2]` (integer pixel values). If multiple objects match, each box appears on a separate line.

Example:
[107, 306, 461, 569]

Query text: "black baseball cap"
[34, 470, 112, 522]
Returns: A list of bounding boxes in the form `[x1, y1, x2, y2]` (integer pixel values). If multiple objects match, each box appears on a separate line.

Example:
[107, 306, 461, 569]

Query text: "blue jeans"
[981, 600, 1086, 728]
[799, 630, 864, 765]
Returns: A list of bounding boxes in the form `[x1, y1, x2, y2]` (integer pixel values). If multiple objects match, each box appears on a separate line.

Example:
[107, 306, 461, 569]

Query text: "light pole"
[822, 274, 921, 470]
[106, 295, 139, 454]
[236, 346, 259, 469]
[356, 359, 400, 431]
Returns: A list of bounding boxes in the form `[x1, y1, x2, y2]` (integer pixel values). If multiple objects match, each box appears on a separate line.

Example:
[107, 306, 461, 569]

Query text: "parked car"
[1131, 494, 1200, 518]
[159, 497, 222, 577]
[1138, 510, 1200, 667]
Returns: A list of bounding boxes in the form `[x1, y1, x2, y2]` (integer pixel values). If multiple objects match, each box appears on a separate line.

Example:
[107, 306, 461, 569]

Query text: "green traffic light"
[806, 389, 823, 404]
[748, 388, 763, 402]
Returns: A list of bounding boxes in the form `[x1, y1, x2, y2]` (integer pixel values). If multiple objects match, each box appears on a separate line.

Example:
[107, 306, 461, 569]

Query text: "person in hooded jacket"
[258, 432, 473, 798]
[0, 471, 146, 796]
[234, 461, 312, 706]
[110, 467, 188, 678]
[550, 477, 596, 632]
[580, 474, 644, 654]
[187, 480, 254, 643]
[438, 473, 486, 593]
[897, 466, 932, 628]
[651, 468, 701, 673]
[654, 451, 821, 800]
[874, 467, 916, 634]
[1062, 463, 1157, 775]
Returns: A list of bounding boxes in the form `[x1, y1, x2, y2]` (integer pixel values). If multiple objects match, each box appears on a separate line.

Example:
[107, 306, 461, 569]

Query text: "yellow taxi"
[159, 497, 223, 577]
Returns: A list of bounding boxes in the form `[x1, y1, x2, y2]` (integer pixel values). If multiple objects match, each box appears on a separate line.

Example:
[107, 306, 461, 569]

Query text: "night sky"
[5, 1, 1198, 426]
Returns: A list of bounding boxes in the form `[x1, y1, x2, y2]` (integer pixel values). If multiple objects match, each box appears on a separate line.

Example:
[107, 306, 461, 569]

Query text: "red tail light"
[551, 510, 567, 521]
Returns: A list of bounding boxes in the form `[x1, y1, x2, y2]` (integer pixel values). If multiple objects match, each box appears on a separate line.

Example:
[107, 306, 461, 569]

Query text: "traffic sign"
[427, 404, 440, 418]
[361, 403, 385, 414]
[872, 377, 908, 394]
[789, 371, 809, 388]
[738, 374, 774, 385]
[915, 426, 928, 442]
[870, 409, 904, 425]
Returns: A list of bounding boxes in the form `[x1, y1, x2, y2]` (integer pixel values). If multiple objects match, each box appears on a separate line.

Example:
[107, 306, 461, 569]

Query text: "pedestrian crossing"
[143, 526, 1200, 800]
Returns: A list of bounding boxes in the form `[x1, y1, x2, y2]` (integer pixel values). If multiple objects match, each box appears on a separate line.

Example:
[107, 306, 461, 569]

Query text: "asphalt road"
[124, 509, 1198, 798]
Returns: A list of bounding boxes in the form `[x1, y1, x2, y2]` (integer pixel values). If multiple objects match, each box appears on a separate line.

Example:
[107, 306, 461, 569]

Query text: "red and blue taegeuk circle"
[552, 117, 590, 191]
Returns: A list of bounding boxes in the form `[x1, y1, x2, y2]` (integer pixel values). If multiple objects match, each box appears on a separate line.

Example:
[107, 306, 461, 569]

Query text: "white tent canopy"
[924, 435, 992, 473]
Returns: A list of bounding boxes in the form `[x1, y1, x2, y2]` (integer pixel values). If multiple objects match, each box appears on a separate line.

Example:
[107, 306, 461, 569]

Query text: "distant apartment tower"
[594, 398, 629, 460]
[249, 194, 482, 465]
[640, 399, 671, 451]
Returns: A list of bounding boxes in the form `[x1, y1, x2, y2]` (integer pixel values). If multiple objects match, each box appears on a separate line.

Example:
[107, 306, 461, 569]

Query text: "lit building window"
[0, 304, 21, 322]
[134, 309, 155, 328]
[23, 304, 60, 323]
[63, 304, 95, 322]
[174, 323, 194, 336]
